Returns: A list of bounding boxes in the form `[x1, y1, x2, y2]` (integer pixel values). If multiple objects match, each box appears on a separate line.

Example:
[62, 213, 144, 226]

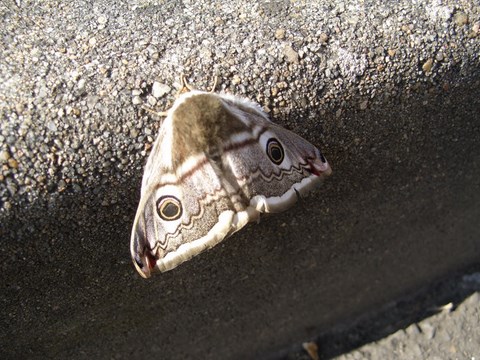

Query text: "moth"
[131, 76, 332, 278]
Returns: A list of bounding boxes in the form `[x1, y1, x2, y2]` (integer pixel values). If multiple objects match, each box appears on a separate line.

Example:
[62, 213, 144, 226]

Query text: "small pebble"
[454, 12, 468, 26]
[7, 183, 17, 195]
[472, 22, 479, 34]
[58, 179, 67, 192]
[130, 128, 139, 138]
[47, 121, 58, 132]
[0, 150, 10, 162]
[132, 96, 142, 105]
[71, 139, 80, 150]
[422, 58, 433, 73]
[231, 75, 241, 85]
[97, 15, 107, 25]
[405, 323, 421, 336]
[283, 45, 299, 63]
[77, 79, 86, 90]
[8, 158, 19, 169]
[420, 323, 436, 339]
[147, 95, 157, 106]
[275, 28, 286, 40]
[152, 82, 171, 98]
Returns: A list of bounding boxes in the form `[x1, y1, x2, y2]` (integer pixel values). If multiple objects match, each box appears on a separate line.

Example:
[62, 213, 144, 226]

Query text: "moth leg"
[294, 188, 301, 201]
[208, 75, 218, 93]
[293, 188, 307, 209]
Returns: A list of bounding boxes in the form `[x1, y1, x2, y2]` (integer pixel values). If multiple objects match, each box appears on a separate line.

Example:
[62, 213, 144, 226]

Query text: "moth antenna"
[179, 73, 194, 94]
[141, 105, 168, 117]
[178, 74, 218, 94]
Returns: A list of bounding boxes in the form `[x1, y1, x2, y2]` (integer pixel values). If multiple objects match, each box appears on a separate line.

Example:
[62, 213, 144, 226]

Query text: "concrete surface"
[1, 0, 479, 359]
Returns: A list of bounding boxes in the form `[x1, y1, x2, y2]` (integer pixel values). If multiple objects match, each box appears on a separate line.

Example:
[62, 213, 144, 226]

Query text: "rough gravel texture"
[1, 0, 479, 359]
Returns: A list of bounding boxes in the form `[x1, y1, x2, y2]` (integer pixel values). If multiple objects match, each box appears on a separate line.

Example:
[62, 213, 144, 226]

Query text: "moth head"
[131, 185, 185, 277]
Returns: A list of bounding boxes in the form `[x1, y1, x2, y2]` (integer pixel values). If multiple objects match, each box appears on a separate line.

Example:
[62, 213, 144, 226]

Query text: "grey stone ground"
[1, 1, 479, 359]
[274, 271, 480, 360]
[336, 287, 480, 360]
